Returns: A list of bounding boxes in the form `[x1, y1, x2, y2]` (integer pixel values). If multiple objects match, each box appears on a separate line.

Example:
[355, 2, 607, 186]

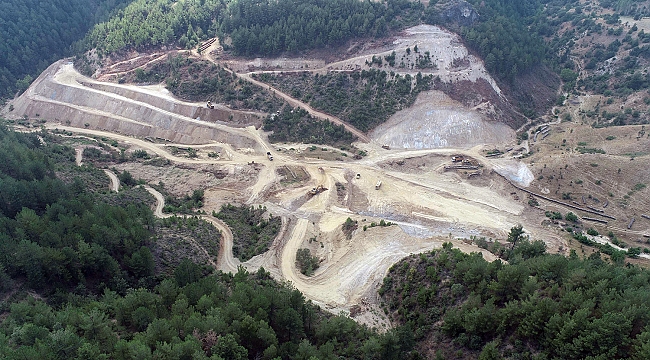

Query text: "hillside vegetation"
[0, 263, 417, 359]
[82, 0, 559, 82]
[0, 0, 130, 99]
[264, 107, 357, 146]
[380, 235, 650, 359]
[224, 0, 421, 56]
[85, 0, 422, 56]
[0, 121, 421, 359]
[257, 69, 433, 132]
[129, 55, 285, 113]
[426, 0, 554, 82]
[215, 204, 282, 262]
[0, 121, 158, 300]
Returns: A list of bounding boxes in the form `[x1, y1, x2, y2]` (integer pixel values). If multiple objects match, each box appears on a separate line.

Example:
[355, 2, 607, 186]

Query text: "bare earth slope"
[12, 61, 267, 149]
[371, 90, 514, 149]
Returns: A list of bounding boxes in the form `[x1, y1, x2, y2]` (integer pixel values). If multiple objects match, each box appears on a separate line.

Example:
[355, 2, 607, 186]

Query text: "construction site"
[3, 24, 650, 328]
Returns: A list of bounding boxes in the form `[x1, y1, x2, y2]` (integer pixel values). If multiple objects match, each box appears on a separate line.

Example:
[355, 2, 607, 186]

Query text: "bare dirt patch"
[371, 90, 515, 149]
[378, 153, 449, 173]
[277, 165, 310, 186]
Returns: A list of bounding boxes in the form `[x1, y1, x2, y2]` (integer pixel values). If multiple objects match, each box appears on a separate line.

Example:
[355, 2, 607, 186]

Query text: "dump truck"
[382, 145, 390, 150]
[267, 151, 273, 161]
[375, 180, 382, 190]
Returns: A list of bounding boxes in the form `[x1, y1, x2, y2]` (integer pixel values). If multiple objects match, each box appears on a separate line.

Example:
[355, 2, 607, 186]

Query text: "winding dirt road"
[142, 185, 238, 272]
[75, 148, 233, 270]
[75, 147, 120, 191]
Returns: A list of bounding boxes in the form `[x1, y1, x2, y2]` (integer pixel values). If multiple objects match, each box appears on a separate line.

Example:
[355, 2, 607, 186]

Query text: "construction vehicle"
[451, 155, 464, 162]
[356, 173, 361, 179]
[206, 100, 214, 109]
[375, 180, 382, 190]
[382, 145, 390, 150]
[267, 151, 273, 161]
[308, 185, 327, 196]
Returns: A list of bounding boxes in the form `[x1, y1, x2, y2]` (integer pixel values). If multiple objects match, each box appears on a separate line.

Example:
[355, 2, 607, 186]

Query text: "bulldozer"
[307, 185, 327, 196]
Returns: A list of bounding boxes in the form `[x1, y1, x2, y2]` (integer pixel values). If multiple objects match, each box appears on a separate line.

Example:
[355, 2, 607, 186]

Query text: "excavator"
[307, 185, 327, 196]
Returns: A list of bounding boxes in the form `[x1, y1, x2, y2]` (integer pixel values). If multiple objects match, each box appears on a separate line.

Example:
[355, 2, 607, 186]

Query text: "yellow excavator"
[307, 185, 327, 196]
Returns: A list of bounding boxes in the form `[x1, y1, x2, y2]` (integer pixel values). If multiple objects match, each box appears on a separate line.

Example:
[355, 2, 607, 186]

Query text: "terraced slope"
[12, 61, 267, 150]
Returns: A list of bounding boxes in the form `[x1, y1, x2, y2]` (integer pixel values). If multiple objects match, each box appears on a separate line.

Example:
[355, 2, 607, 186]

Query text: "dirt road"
[77, 146, 231, 271]
[198, 42, 371, 143]
[142, 185, 232, 270]
[237, 72, 371, 142]
[76, 146, 120, 191]
[75, 148, 83, 166]
[104, 170, 120, 192]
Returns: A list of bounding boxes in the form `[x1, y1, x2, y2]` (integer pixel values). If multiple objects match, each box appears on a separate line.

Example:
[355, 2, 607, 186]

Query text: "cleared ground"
[6, 25, 647, 329]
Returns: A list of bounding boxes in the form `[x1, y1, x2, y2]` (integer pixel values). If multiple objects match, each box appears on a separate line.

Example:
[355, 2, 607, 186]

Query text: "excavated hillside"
[224, 25, 524, 149]
[11, 61, 267, 149]
[3, 25, 601, 328]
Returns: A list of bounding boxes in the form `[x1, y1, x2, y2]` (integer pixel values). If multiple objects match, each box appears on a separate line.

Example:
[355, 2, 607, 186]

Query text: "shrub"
[565, 212, 578, 222]
[132, 149, 149, 159]
[296, 249, 320, 276]
[545, 211, 562, 220]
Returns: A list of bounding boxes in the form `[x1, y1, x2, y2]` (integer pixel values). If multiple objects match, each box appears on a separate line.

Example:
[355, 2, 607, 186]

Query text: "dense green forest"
[85, 0, 422, 56]
[0, 264, 418, 359]
[85, 0, 224, 53]
[257, 69, 433, 132]
[264, 107, 357, 146]
[0, 0, 131, 99]
[379, 234, 650, 359]
[0, 122, 158, 300]
[224, 0, 422, 56]
[424, 0, 576, 82]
